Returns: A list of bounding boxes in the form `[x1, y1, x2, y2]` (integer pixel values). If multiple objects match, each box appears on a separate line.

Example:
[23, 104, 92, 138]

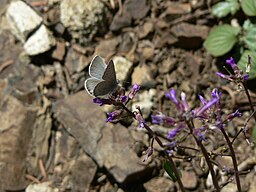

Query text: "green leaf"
[237, 50, 256, 79]
[204, 25, 241, 56]
[212, 0, 240, 18]
[243, 27, 256, 51]
[163, 160, 181, 182]
[241, 0, 256, 16]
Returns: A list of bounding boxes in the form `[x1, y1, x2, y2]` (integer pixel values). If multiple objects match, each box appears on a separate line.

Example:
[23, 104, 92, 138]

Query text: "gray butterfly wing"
[93, 80, 117, 97]
[84, 77, 104, 96]
[94, 60, 118, 97]
[89, 55, 107, 79]
[102, 60, 117, 83]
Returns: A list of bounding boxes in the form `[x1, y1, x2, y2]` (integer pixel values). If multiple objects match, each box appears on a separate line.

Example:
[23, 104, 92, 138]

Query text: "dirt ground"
[0, 0, 255, 192]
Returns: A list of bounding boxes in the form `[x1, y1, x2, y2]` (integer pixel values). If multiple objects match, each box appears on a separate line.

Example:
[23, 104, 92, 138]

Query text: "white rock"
[6, 0, 42, 43]
[132, 89, 156, 118]
[26, 181, 59, 192]
[112, 56, 133, 83]
[24, 25, 56, 55]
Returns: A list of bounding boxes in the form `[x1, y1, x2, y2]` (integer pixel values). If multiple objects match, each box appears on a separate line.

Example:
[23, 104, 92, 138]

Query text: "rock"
[94, 37, 121, 59]
[24, 25, 56, 55]
[181, 171, 198, 189]
[26, 181, 59, 192]
[0, 51, 51, 190]
[144, 177, 175, 192]
[62, 153, 97, 192]
[110, 0, 150, 31]
[51, 41, 66, 61]
[6, 0, 42, 43]
[60, 0, 107, 45]
[170, 22, 209, 49]
[159, 57, 177, 74]
[112, 56, 133, 83]
[132, 64, 156, 89]
[132, 89, 156, 118]
[220, 183, 237, 192]
[137, 21, 154, 39]
[138, 40, 155, 61]
[53, 92, 154, 184]
[164, 2, 191, 19]
[65, 47, 91, 75]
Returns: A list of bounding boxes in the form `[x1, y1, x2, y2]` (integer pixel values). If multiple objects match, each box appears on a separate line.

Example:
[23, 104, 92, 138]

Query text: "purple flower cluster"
[93, 83, 140, 122]
[152, 87, 242, 151]
[216, 57, 250, 82]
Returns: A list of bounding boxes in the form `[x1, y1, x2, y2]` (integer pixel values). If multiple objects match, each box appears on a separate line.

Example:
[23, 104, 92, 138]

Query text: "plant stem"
[220, 128, 241, 192]
[187, 120, 220, 192]
[242, 82, 256, 122]
[121, 103, 185, 192]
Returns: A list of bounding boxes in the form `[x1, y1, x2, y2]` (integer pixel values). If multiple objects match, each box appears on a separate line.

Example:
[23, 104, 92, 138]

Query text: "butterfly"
[84, 55, 118, 98]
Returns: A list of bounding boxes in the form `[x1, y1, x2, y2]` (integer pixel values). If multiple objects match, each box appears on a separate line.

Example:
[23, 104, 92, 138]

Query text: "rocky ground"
[0, 0, 256, 192]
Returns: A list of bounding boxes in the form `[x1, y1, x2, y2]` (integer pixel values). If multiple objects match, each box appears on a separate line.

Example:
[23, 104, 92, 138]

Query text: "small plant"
[85, 56, 255, 192]
[204, 0, 256, 78]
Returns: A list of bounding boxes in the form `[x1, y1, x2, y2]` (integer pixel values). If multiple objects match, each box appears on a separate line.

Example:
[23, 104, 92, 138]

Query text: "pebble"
[24, 25, 56, 55]
[6, 0, 42, 43]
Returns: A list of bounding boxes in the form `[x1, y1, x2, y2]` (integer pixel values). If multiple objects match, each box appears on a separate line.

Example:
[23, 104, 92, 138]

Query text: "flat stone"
[110, 0, 149, 31]
[132, 64, 156, 89]
[144, 177, 175, 192]
[170, 22, 209, 49]
[181, 171, 198, 189]
[0, 55, 51, 190]
[165, 2, 191, 16]
[24, 25, 56, 55]
[6, 0, 42, 43]
[26, 181, 59, 192]
[62, 153, 97, 192]
[112, 56, 133, 83]
[53, 92, 154, 184]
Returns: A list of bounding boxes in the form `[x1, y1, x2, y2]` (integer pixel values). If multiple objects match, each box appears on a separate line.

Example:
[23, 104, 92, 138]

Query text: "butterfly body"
[85, 55, 118, 98]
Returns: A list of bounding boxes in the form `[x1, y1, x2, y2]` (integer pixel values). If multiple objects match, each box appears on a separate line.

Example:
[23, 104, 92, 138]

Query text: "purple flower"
[168, 123, 185, 139]
[165, 89, 178, 104]
[193, 127, 206, 141]
[226, 109, 242, 121]
[226, 57, 237, 70]
[121, 95, 128, 103]
[217, 57, 250, 83]
[106, 109, 122, 122]
[135, 112, 145, 128]
[243, 74, 249, 81]
[151, 113, 176, 126]
[128, 83, 140, 100]
[93, 98, 112, 106]
[143, 147, 153, 162]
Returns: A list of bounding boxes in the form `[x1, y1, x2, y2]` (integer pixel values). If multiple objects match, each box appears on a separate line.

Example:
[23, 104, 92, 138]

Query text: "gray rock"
[112, 56, 133, 83]
[53, 92, 154, 184]
[181, 171, 198, 189]
[132, 64, 156, 89]
[6, 0, 42, 43]
[24, 25, 56, 55]
[60, 0, 107, 45]
[26, 181, 59, 192]
[170, 22, 209, 49]
[0, 52, 51, 190]
[144, 177, 175, 192]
